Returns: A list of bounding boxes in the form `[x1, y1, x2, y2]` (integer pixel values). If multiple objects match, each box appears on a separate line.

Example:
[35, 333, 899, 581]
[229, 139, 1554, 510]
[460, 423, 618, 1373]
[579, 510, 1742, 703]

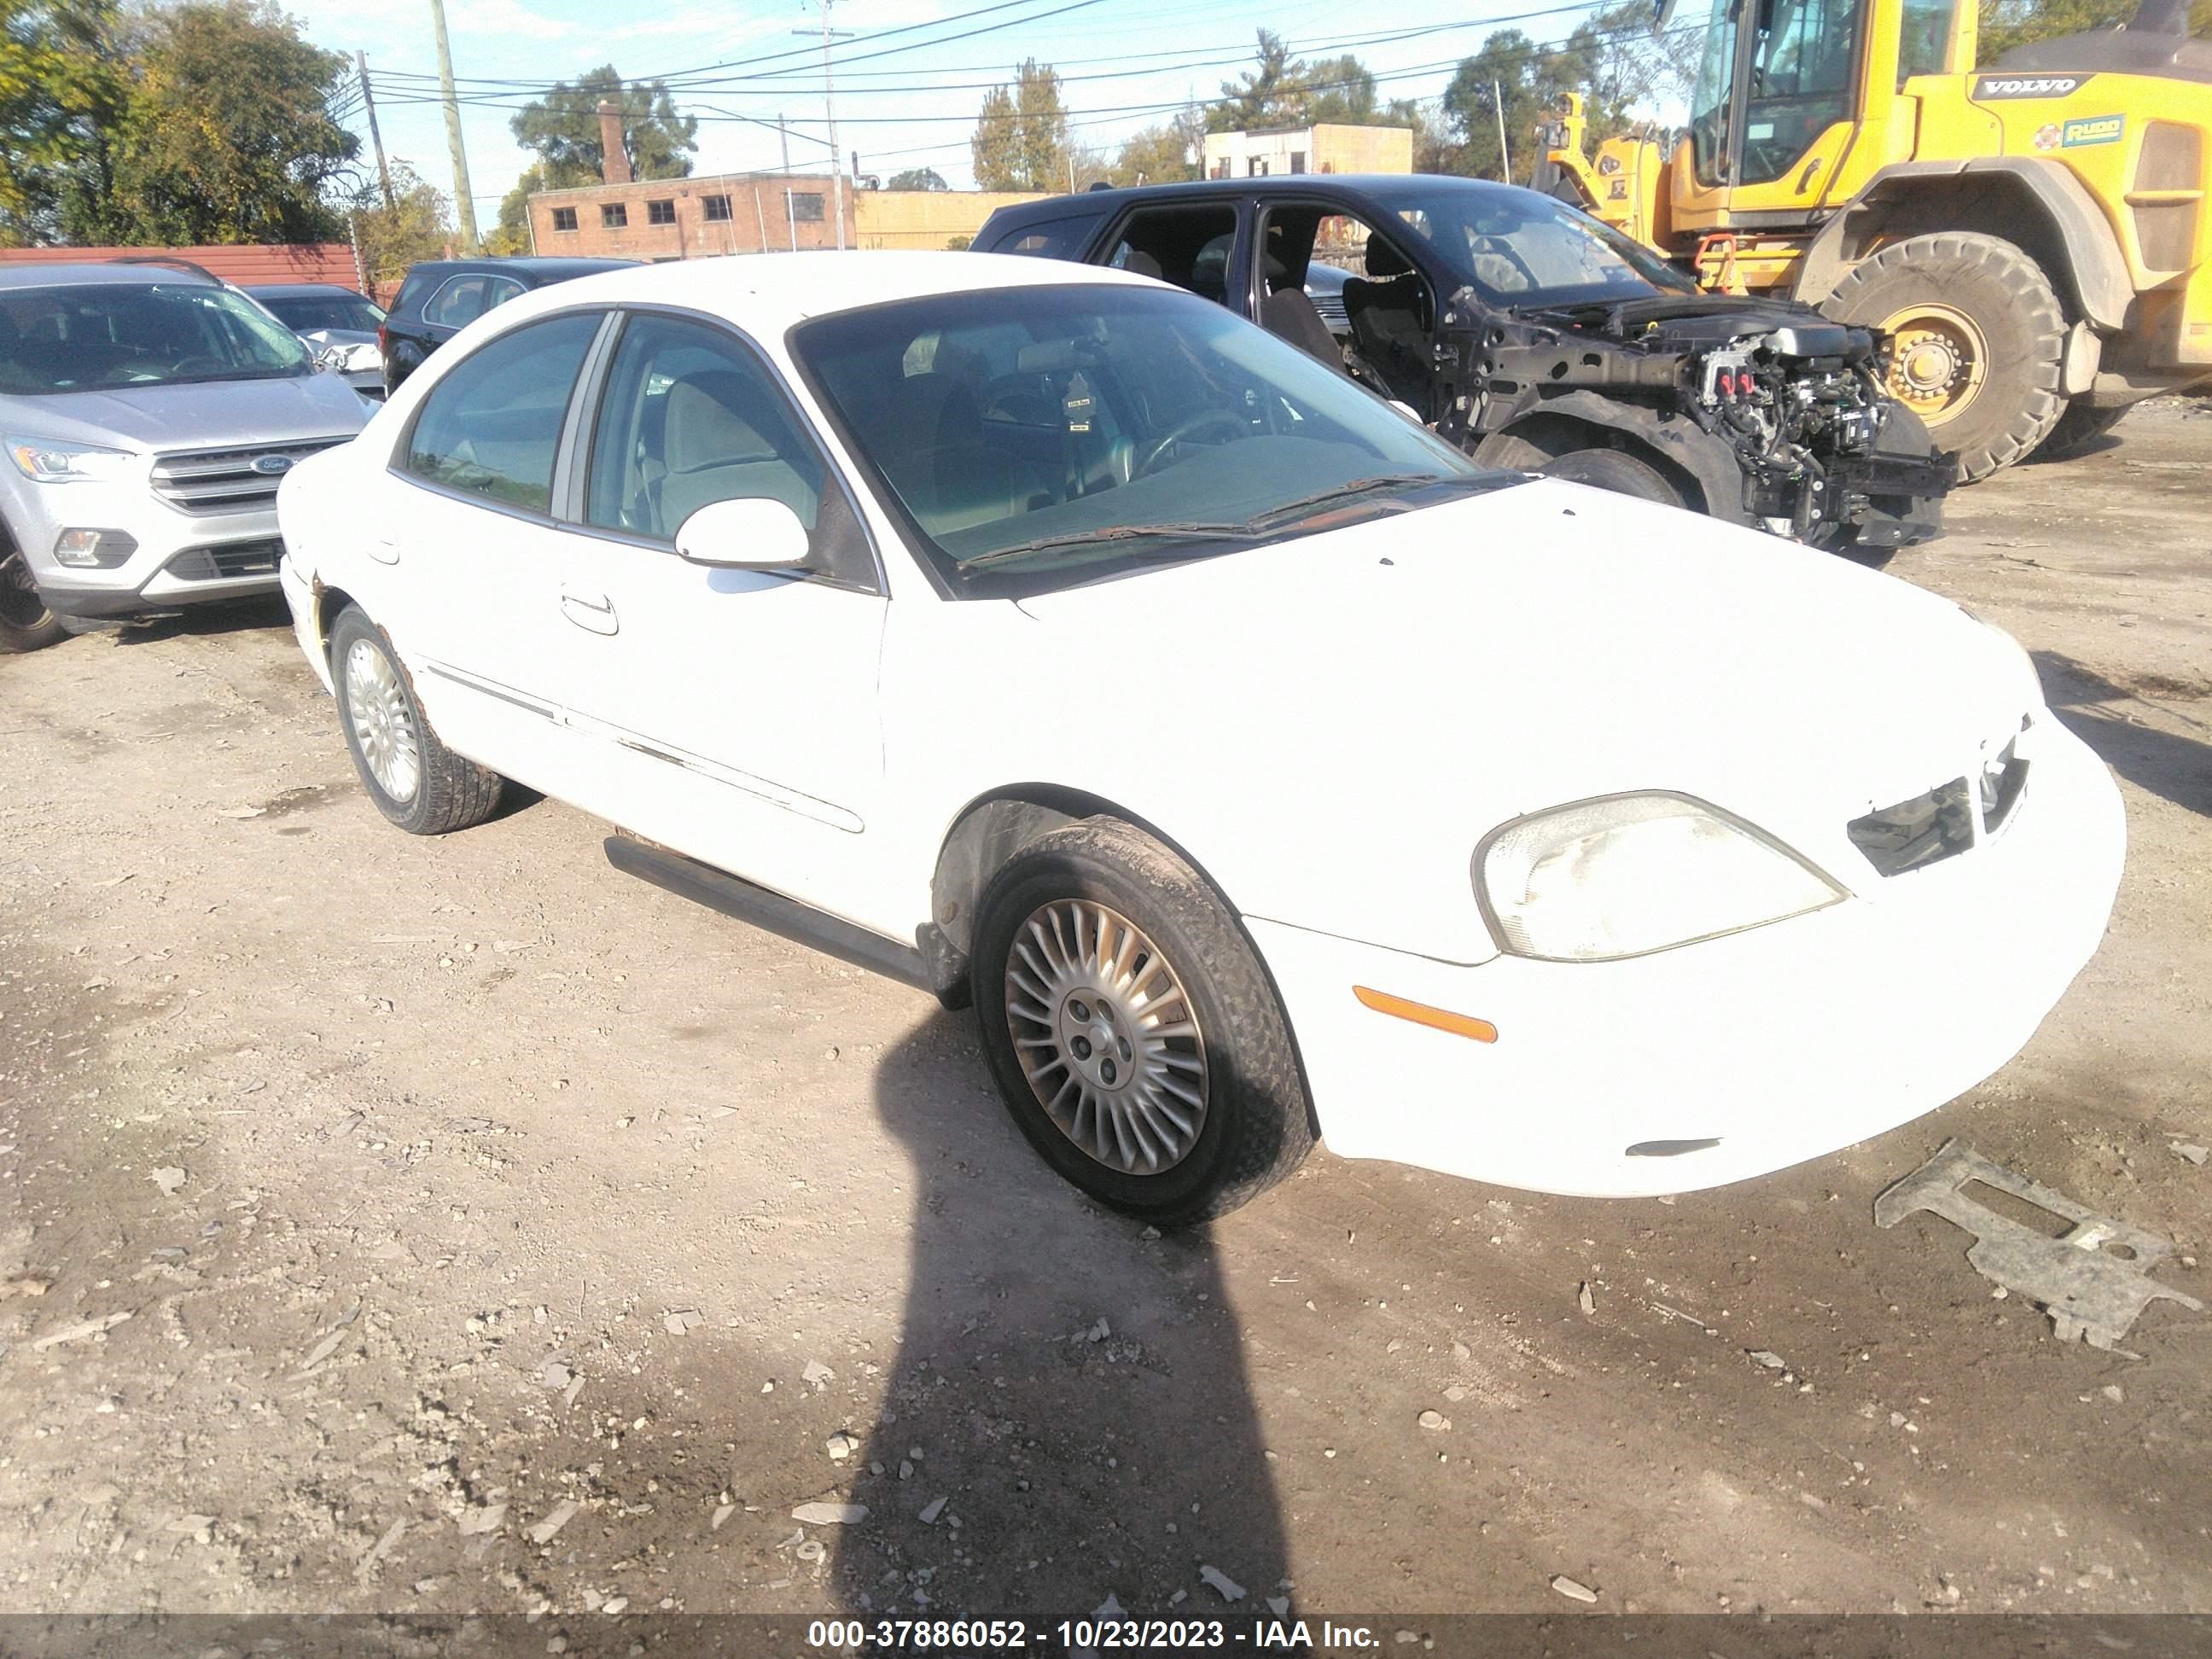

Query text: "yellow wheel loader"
[1545, 0, 2211, 480]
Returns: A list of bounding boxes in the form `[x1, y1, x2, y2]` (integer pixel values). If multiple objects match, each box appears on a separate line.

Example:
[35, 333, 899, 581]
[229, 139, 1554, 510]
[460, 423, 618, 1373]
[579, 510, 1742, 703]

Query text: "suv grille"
[165, 539, 284, 582]
[1848, 731, 2030, 878]
[150, 439, 347, 515]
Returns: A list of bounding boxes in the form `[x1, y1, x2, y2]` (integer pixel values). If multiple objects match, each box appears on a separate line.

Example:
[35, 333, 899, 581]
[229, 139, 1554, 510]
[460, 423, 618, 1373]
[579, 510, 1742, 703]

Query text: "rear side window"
[426, 275, 488, 329]
[986, 211, 1103, 259]
[391, 268, 440, 319]
[404, 312, 602, 513]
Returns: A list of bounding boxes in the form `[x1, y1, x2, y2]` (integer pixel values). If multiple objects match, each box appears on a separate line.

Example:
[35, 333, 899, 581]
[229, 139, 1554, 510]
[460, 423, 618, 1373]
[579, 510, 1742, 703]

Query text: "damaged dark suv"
[978, 175, 1951, 552]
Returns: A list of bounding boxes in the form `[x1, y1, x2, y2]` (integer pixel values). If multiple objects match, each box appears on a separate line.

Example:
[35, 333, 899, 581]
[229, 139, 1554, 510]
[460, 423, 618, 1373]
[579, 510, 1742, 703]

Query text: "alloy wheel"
[344, 637, 422, 803]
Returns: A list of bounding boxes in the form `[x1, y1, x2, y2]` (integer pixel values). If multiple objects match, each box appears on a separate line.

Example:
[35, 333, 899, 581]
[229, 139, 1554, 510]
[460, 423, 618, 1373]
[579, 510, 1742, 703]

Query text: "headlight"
[6, 437, 135, 484]
[1476, 792, 1846, 962]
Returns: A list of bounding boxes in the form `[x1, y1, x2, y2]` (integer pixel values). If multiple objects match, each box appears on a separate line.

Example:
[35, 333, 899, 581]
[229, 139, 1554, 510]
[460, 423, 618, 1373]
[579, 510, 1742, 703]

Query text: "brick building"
[526, 172, 852, 260]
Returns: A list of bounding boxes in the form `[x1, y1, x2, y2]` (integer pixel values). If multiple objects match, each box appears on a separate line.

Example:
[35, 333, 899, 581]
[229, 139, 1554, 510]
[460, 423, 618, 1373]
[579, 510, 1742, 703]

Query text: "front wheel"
[0, 549, 67, 655]
[970, 819, 1315, 1227]
[329, 606, 506, 835]
[1540, 446, 1684, 507]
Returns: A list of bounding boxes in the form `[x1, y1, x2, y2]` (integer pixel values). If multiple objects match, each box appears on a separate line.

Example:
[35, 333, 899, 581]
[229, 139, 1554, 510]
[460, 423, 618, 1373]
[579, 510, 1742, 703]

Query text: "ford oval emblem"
[252, 455, 294, 476]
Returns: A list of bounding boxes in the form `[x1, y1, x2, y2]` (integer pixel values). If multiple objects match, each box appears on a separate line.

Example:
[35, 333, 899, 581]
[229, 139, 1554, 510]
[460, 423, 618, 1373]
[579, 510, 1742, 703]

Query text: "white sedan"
[276, 252, 2125, 1225]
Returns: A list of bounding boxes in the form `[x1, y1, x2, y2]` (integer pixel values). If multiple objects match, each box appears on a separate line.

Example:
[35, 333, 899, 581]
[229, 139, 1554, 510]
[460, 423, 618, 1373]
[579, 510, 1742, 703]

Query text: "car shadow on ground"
[84, 594, 295, 646]
[832, 1009, 1290, 1621]
[2035, 649, 2212, 818]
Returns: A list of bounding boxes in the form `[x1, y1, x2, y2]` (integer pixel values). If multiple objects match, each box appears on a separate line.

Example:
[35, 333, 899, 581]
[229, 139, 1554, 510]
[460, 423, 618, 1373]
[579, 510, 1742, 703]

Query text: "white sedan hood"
[1006, 479, 2037, 963]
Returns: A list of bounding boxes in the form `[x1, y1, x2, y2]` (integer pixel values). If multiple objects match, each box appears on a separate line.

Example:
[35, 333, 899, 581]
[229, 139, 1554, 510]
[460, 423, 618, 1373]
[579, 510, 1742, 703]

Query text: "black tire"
[328, 605, 505, 835]
[0, 548, 67, 655]
[2031, 400, 2130, 463]
[1821, 232, 2066, 484]
[969, 818, 1315, 1227]
[1540, 446, 1684, 507]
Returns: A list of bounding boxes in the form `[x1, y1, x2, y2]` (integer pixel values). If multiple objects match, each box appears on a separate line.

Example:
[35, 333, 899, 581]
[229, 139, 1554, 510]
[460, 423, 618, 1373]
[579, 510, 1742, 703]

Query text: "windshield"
[793, 284, 1511, 595]
[0, 282, 313, 395]
[1361, 182, 1698, 308]
[260, 293, 385, 335]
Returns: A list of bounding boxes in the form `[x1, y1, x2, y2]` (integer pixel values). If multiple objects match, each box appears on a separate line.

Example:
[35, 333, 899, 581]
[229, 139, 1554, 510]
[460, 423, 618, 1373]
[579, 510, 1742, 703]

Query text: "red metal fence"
[0, 242, 364, 293]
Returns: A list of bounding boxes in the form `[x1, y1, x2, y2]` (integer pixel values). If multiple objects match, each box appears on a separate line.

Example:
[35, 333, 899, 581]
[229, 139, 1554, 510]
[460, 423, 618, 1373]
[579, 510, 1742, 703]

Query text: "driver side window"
[1740, 0, 1862, 185]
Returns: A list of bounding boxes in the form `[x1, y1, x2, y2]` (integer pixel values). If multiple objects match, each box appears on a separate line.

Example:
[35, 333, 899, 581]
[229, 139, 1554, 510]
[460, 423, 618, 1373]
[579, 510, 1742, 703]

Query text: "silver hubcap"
[1004, 899, 1208, 1175]
[344, 637, 421, 803]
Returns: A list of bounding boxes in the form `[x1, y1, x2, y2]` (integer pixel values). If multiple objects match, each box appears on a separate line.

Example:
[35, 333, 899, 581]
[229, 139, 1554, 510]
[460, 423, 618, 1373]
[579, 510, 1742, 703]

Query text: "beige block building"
[1202, 123, 1415, 180]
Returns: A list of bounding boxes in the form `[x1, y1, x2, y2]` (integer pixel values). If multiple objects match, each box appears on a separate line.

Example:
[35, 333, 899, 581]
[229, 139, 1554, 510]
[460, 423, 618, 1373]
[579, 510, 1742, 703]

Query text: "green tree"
[0, 0, 131, 244]
[509, 64, 697, 187]
[1208, 32, 1394, 133]
[1111, 118, 1200, 185]
[351, 159, 451, 296]
[1441, 27, 1598, 182]
[970, 59, 1070, 192]
[486, 161, 544, 255]
[89, 0, 357, 244]
[887, 166, 947, 191]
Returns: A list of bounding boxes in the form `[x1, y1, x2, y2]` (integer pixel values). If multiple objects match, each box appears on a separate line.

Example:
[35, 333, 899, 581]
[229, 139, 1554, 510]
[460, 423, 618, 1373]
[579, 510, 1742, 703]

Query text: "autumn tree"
[970, 60, 1071, 192]
[0, 0, 132, 244]
[487, 161, 546, 255]
[351, 160, 451, 297]
[887, 166, 948, 190]
[1208, 32, 1389, 131]
[1111, 105, 1206, 186]
[509, 64, 697, 188]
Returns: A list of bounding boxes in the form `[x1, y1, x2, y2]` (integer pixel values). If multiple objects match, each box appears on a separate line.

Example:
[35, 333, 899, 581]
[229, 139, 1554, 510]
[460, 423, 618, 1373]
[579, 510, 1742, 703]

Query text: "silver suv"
[1, 264, 369, 651]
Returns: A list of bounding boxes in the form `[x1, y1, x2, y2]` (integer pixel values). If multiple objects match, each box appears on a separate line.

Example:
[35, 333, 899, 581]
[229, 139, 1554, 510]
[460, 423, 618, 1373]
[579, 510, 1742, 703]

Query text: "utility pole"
[777, 114, 791, 176]
[794, 1, 852, 251]
[358, 51, 396, 212]
[1493, 79, 1511, 185]
[428, 0, 479, 252]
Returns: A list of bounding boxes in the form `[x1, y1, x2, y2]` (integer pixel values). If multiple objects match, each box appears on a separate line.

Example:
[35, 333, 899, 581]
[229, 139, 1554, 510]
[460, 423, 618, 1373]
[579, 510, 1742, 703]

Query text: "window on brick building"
[602, 203, 627, 228]
[790, 192, 825, 223]
[702, 195, 732, 222]
[551, 207, 578, 232]
[647, 199, 676, 225]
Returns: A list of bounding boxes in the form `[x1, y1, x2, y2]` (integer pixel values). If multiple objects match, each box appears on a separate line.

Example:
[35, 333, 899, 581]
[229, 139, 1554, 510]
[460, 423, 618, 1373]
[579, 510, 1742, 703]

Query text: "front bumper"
[1249, 720, 2124, 1197]
[10, 488, 289, 620]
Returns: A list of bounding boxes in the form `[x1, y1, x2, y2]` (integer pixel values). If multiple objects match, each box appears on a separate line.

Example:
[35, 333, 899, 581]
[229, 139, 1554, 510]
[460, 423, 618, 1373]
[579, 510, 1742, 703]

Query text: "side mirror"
[673, 497, 814, 573]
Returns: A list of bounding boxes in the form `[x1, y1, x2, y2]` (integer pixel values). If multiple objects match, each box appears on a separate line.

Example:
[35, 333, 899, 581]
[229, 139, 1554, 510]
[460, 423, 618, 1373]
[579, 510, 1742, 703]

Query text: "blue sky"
[286, 0, 1614, 218]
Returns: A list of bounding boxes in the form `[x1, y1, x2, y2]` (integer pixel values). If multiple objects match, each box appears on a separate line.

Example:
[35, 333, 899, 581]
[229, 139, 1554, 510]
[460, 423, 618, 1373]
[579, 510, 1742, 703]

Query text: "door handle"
[365, 535, 399, 567]
[1796, 155, 1825, 194]
[560, 588, 619, 635]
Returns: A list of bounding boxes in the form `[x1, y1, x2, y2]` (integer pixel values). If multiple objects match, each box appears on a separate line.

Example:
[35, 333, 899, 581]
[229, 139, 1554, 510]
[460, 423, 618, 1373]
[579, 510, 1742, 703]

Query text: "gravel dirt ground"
[0, 401, 2207, 1643]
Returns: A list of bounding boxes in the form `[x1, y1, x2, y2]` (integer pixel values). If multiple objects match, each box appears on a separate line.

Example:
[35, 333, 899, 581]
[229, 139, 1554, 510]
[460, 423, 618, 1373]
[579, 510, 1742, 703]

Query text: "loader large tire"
[1821, 232, 2066, 484]
[2031, 400, 2130, 463]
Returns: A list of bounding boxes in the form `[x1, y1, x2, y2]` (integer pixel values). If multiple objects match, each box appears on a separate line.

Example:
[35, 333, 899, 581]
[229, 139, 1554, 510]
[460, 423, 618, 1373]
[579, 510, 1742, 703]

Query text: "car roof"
[473, 249, 1155, 335]
[985, 172, 1527, 225]
[245, 282, 369, 299]
[402, 257, 641, 285]
[0, 263, 201, 292]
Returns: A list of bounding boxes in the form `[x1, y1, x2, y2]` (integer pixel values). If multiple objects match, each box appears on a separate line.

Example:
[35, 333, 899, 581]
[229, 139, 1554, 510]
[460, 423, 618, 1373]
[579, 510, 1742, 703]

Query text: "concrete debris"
[1417, 1410, 1450, 1431]
[1088, 1318, 1111, 1342]
[711, 1504, 736, 1531]
[898, 1460, 913, 1481]
[2172, 1143, 2209, 1167]
[1550, 1575, 1599, 1604]
[217, 805, 265, 819]
[791, 1501, 868, 1526]
[32, 1311, 131, 1350]
[802, 1359, 836, 1387]
[918, 1496, 947, 1525]
[663, 1309, 703, 1336]
[527, 1500, 580, 1545]
[356, 1519, 406, 1582]
[826, 1431, 859, 1464]
[1749, 1350, 1786, 1370]
[601, 1597, 629, 1615]
[562, 1375, 585, 1408]
[150, 1167, 187, 1196]
[1876, 1138, 2205, 1357]
[1198, 1565, 1246, 1603]
[0, 1277, 52, 1300]
[457, 1503, 507, 1536]
[294, 1330, 346, 1374]
[2101, 1384, 2125, 1404]
[1577, 1282, 1596, 1316]
[1267, 1597, 1291, 1615]
[541, 1358, 574, 1389]
[1093, 1593, 1125, 1621]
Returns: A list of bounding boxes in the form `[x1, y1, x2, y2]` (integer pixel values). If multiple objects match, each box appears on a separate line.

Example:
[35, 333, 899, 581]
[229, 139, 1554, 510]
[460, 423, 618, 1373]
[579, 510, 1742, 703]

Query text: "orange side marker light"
[1353, 986, 1499, 1043]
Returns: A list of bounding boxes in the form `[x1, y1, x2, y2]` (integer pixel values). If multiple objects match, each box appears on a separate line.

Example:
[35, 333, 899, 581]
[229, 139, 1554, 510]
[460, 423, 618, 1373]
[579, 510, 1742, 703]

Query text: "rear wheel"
[1540, 446, 1684, 507]
[1822, 232, 2066, 483]
[329, 606, 505, 835]
[0, 548, 66, 655]
[970, 818, 1314, 1227]
[2032, 400, 2130, 463]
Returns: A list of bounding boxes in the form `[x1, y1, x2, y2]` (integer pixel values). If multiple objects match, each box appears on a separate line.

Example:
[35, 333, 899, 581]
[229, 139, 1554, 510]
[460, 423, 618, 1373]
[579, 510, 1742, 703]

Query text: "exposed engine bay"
[1442, 294, 1955, 550]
